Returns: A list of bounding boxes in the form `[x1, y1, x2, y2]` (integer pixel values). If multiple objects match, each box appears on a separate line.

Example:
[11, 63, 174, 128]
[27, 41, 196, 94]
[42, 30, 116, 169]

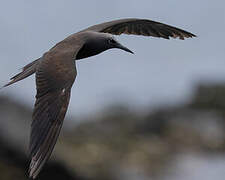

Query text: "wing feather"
[29, 89, 71, 178]
[84, 18, 196, 39]
[28, 46, 80, 178]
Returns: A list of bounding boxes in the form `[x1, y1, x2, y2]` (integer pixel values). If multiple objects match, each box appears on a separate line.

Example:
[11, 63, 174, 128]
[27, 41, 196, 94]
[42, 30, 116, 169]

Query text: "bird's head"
[105, 35, 134, 54]
[76, 32, 133, 60]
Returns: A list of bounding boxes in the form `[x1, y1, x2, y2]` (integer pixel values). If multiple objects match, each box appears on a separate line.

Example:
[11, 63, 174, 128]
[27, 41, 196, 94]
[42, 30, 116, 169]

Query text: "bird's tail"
[3, 58, 41, 88]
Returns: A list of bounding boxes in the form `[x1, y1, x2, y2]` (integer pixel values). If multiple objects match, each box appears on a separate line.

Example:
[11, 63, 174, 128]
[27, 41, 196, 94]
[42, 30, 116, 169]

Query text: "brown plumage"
[3, 18, 196, 179]
[84, 18, 196, 39]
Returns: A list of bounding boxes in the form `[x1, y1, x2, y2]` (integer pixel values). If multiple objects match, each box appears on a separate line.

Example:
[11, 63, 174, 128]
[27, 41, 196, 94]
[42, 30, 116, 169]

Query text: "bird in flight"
[3, 18, 195, 178]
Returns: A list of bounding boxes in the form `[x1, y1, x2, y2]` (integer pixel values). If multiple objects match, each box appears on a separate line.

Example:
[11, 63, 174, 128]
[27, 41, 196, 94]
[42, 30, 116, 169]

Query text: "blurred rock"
[0, 83, 225, 180]
[0, 137, 87, 180]
[190, 83, 225, 113]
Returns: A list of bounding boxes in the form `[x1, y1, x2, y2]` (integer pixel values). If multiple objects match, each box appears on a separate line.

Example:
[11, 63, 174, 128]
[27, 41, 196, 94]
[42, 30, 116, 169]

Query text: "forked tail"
[3, 58, 41, 87]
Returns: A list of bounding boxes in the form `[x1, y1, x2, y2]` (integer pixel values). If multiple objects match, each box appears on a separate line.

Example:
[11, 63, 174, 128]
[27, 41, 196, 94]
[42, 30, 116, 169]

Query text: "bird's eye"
[108, 38, 116, 44]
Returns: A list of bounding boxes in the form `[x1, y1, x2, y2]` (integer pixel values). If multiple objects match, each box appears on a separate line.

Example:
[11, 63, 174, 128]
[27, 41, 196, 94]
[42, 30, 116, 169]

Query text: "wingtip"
[28, 156, 46, 179]
[178, 33, 197, 40]
[0, 83, 9, 90]
[187, 32, 197, 38]
[29, 169, 37, 179]
[29, 173, 37, 179]
[28, 174, 36, 180]
[188, 32, 197, 38]
[2, 82, 12, 89]
[28, 159, 37, 179]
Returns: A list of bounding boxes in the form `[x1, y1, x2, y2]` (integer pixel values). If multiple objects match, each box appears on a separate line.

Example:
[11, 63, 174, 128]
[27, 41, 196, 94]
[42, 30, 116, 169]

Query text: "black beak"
[116, 43, 134, 54]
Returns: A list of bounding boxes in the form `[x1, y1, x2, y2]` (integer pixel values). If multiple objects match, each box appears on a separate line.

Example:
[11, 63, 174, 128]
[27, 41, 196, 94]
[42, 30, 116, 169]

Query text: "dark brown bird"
[3, 18, 196, 179]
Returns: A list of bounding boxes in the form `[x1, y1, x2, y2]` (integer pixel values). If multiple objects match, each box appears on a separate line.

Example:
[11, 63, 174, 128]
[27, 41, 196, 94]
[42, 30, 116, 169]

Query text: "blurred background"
[0, 0, 225, 179]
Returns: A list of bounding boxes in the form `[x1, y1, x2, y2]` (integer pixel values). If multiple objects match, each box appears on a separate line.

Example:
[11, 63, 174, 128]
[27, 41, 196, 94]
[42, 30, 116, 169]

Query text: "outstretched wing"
[84, 18, 196, 40]
[29, 86, 71, 178]
[28, 44, 81, 179]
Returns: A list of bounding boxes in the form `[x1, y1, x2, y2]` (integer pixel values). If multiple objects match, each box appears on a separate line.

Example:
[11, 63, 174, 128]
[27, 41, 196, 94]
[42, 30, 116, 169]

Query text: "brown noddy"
[3, 18, 196, 178]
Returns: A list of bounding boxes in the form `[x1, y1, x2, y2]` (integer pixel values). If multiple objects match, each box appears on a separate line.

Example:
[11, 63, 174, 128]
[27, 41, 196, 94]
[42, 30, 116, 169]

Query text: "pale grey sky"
[1, 0, 225, 118]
